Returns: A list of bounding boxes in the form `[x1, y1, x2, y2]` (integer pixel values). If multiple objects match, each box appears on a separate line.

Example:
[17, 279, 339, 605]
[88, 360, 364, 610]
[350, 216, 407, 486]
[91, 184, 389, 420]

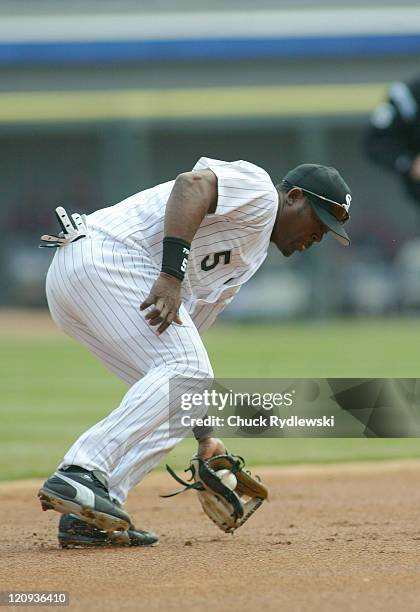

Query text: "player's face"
[278, 196, 329, 257]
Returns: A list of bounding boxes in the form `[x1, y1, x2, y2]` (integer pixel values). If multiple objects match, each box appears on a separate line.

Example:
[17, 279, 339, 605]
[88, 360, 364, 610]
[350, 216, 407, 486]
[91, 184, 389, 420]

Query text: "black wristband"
[161, 236, 191, 281]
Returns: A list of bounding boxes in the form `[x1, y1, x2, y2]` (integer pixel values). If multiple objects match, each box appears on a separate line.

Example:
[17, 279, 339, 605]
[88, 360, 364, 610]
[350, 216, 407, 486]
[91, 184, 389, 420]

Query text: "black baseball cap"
[282, 164, 352, 246]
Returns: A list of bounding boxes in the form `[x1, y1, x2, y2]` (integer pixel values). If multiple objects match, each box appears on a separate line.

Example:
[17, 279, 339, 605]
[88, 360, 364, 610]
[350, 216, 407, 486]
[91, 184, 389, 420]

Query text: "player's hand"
[140, 272, 183, 335]
[197, 437, 226, 459]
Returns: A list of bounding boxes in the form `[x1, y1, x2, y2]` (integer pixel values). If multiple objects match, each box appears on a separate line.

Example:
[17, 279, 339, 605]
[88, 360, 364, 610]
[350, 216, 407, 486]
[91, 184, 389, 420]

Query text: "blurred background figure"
[365, 75, 420, 212]
[364, 74, 420, 313]
[1, 0, 420, 317]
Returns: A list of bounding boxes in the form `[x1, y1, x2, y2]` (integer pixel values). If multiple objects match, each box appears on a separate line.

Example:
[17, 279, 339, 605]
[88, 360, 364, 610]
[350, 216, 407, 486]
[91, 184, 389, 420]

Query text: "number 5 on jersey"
[201, 250, 231, 272]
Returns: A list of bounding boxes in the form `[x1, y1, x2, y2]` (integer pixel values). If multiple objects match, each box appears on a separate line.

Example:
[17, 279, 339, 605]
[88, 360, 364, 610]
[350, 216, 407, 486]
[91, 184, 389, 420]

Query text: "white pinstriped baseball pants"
[45, 231, 213, 504]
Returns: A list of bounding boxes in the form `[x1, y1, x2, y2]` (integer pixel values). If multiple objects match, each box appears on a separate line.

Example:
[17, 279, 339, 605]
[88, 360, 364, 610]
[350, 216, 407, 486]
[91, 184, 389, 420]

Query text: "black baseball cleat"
[58, 514, 159, 548]
[38, 466, 131, 532]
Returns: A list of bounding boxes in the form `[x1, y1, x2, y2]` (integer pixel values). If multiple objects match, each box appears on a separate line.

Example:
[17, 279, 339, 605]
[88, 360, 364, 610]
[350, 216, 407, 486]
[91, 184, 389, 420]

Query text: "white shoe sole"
[38, 488, 130, 532]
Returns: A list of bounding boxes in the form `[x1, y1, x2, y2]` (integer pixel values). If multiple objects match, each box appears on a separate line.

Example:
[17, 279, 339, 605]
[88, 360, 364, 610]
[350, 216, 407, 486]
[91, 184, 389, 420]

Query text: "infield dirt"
[2, 462, 420, 611]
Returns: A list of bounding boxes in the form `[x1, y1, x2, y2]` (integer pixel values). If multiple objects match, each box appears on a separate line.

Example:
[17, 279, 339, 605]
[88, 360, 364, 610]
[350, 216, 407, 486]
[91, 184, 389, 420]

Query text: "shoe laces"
[63, 466, 109, 494]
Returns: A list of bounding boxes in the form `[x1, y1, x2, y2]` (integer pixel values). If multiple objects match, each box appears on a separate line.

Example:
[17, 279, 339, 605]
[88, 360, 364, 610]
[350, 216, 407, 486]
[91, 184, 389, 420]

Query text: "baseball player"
[38, 157, 351, 547]
[365, 76, 420, 209]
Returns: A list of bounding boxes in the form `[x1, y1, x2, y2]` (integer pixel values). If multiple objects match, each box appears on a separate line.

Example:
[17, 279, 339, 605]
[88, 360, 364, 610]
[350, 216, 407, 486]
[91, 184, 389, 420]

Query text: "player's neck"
[270, 190, 286, 245]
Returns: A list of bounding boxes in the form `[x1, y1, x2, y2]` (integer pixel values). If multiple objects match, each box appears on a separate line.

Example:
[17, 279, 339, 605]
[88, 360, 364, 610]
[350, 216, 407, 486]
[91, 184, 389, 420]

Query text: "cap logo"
[344, 194, 352, 212]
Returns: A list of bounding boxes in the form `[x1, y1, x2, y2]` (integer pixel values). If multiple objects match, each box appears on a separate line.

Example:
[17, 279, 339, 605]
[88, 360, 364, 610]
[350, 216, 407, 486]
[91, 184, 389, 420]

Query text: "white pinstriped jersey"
[87, 157, 278, 329]
[47, 158, 279, 502]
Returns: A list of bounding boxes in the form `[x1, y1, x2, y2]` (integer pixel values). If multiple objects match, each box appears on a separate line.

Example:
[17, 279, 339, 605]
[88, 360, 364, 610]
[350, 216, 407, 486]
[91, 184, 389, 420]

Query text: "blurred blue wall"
[1, 2, 419, 316]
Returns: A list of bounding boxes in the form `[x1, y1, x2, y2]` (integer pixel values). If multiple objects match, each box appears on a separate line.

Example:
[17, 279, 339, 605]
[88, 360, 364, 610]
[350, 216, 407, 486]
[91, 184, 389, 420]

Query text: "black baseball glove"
[162, 454, 268, 533]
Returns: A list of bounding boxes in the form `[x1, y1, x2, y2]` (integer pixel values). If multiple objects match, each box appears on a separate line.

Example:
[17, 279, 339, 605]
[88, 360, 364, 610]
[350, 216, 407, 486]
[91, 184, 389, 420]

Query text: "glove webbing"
[162, 459, 244, 521]
[160, 464, 204, 498]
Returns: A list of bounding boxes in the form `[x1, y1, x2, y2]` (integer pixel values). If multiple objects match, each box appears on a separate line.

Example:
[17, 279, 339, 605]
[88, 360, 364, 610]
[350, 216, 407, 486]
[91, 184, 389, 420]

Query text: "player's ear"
[286, 187, 303, 205]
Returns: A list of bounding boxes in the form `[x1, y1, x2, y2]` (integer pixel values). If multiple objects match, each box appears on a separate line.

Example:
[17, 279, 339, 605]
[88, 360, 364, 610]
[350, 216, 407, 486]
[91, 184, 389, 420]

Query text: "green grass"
[205, 318, 420, 377]
[1, 317, 420, 480]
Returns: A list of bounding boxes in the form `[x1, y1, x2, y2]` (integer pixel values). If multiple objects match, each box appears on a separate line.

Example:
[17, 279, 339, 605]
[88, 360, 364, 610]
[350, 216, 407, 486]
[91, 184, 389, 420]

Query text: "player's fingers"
[156, 308, 181, 335]
[140, 294, 156, 310]
[158, 304, 170, 322]
[155, 297, 165, 310]
[145, 307, 161, 321]
[156, 322, 170, 335]
[146, 297, 164, 321]
[147, 297, 175, 321]
[156, 313, 174, 336]
[147, 312, 164, 325]
[174, 312, 183, 325]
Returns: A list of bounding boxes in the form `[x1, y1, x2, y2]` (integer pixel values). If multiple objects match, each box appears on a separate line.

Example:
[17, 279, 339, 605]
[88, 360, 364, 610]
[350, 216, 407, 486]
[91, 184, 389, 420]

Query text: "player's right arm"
[140, 170, 217, 335]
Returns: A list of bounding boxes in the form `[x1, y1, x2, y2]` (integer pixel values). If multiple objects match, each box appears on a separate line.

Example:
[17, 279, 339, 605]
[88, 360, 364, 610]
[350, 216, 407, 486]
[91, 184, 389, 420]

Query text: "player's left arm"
[140, 170, 217, 335]
[163, 170, 217, 240]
